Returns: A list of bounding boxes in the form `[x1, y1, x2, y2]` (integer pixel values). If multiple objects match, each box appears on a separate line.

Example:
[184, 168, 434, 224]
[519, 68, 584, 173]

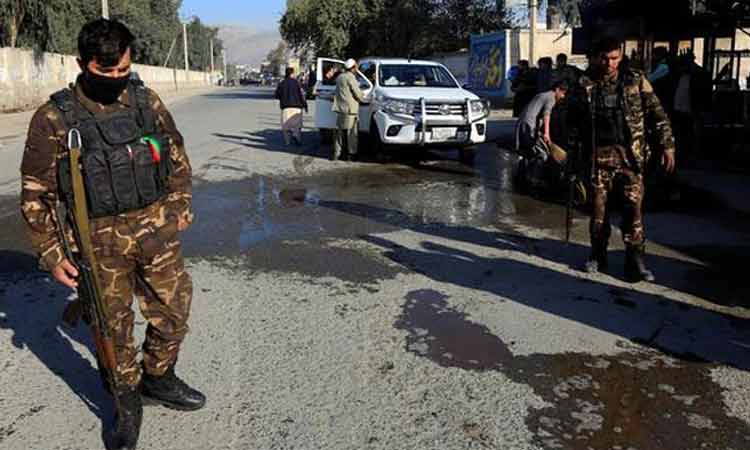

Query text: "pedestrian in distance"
[552, 53, 584, 149]
[581, 36, 676, 282]
[511, 59, 537, 117]
[648, 46, 676, 119]
[332, 58, 367, 161]
[555, 53, 583, 90]
[536, 57, 555, 93]
[672, 50, 712, 161]
[275, 66, 308, 146]
[20, 18, 205, 450]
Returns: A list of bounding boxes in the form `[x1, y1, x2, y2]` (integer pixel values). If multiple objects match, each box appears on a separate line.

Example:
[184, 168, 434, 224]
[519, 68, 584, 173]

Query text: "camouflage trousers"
[88, 201, 192, 388]
[590, 145, 645, 247]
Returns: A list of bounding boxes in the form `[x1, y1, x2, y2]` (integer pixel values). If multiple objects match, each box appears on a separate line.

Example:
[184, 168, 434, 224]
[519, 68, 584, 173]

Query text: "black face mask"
[82, 70, 130, 104]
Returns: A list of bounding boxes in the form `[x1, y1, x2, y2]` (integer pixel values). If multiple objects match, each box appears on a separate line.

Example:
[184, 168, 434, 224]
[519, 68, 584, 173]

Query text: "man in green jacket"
[582, 37, 676, 282]
[332, 58, 367, 161]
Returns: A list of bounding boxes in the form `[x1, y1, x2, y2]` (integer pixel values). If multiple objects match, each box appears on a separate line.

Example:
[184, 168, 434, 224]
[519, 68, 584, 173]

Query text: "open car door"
[314, 58, 346, 130]
[314, 58, 373, 131]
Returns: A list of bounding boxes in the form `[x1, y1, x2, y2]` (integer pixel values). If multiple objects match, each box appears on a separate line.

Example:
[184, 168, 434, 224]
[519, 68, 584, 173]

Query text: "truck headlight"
[470, 99, 489, 118]
[380, 97, 416, 115]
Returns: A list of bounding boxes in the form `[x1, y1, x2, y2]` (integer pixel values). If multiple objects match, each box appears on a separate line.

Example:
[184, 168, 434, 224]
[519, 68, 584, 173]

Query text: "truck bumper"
[373, 110, 487, 147]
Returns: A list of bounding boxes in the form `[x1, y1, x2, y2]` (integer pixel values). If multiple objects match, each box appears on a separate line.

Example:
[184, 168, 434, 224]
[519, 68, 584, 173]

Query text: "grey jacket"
[332, 71, 366, 115]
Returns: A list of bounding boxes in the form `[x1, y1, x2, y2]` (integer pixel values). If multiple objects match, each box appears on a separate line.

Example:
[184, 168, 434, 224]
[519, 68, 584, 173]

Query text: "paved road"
[1, 87, 749, 450]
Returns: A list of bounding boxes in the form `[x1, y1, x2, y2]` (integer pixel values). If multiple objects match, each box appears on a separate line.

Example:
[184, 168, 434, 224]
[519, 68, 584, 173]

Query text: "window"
[378, 65, 458, 88]
[321, 61, 345, 86]
[360, 62, 377, 84]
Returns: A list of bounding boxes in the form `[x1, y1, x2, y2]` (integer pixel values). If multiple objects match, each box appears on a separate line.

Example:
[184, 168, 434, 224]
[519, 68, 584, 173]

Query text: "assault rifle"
[563, 83, 597, 243]
[58, 129, 120, 396]
[563, 138, 586, 244]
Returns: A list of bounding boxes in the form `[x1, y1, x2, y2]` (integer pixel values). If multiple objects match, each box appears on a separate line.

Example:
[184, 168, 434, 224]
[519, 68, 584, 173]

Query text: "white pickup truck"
[314, 57, 489, 156]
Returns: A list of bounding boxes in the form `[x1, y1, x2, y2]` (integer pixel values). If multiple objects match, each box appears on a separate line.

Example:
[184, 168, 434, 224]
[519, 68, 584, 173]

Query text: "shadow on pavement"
[201, 88, 276, 101]
[214, 124, 479, 168]
[0, 251, 112, 425]
[319, 200, 750, 370]
[213, 129, 330, 159]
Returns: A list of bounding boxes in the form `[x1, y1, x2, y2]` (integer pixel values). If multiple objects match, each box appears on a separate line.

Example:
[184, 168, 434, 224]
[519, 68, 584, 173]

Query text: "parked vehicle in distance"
[313, 57, 490, 158]
[240, 77, 261, 86]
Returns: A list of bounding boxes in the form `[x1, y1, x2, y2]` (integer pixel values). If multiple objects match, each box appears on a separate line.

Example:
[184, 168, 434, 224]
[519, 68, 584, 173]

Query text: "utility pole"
[529, 0, 538, 66]
[163, 36, 177, 67]
[223, 49, 228, 84]
[101, 0, 109, 19]
[209, 39, 215, 83]
[183, 22, 190, 73]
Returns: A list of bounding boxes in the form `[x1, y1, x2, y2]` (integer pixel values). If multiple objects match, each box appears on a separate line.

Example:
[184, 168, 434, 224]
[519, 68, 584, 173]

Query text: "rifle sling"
[66, 128, 120, 394]
[69, 147, 97, 268]
[69, 145, 113, 348]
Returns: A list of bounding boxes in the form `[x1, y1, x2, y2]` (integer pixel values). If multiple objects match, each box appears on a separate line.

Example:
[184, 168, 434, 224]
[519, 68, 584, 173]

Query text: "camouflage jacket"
[581, 69, 675, 171]
[20, 80, 193, 272]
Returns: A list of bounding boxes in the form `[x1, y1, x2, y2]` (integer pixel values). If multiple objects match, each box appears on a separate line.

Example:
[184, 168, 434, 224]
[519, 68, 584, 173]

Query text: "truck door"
[314, 58, 373, 131]
[314, 58, 345, 130]
[357, 61, 375, 133]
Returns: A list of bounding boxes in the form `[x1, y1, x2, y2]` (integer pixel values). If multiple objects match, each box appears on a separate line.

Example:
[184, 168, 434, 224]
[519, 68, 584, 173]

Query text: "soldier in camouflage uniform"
[20, 19, 204, 450]
[581, 37, 676, 282]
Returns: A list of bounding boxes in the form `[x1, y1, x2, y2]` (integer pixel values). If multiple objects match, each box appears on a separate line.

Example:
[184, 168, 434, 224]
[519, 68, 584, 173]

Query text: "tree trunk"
[8, 0, 25, 48]
[547, 0, 562, 29]
[9, 17, 18, 48]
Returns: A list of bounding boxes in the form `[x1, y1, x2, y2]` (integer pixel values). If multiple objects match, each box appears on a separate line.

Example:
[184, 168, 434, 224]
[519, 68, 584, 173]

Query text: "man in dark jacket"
[582, 37, 676, 282]
[511, 60, 537, 117]
[275, 67, 308, 146]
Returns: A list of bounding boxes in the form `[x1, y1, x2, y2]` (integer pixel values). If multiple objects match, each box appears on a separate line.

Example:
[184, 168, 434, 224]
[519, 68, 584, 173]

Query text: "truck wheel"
[369, 122, 388, 162]
[459, 146, 476, 165]
[319, 129, 333, 145]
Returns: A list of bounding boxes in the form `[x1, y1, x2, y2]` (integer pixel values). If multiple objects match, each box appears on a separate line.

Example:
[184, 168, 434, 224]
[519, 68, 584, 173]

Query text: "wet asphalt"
[1, 87, 749, 449]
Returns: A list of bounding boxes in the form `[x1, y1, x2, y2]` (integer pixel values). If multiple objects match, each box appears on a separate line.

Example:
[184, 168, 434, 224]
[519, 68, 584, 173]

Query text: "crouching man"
[514, 80, 569, 191]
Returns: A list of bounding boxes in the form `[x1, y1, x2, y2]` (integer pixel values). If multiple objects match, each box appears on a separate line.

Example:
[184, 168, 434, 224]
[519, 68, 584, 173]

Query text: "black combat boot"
[141, 365, 206, 411]
[112, 387, 142, 450]
[585, 240, 609, 274]
[625, 244, 655, 283]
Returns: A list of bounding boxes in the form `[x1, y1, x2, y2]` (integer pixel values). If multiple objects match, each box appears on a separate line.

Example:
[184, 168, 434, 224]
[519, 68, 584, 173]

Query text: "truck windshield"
[379, 65, 458, 88]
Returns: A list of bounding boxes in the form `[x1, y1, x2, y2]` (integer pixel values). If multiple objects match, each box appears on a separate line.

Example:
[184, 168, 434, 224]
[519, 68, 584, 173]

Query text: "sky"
[179, 0, 287, 30]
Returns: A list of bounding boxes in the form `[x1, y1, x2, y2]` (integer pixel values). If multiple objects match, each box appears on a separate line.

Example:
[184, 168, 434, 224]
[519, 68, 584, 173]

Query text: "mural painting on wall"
[469, 32, 508, 96]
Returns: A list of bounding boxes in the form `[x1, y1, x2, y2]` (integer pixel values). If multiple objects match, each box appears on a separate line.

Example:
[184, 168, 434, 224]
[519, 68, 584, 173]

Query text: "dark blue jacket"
[275, 78, 308, 110]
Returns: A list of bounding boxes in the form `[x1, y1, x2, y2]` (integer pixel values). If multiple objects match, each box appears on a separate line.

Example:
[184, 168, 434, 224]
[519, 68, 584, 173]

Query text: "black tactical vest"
[594, 80, 630, 147]
[53, 81, 172, 218]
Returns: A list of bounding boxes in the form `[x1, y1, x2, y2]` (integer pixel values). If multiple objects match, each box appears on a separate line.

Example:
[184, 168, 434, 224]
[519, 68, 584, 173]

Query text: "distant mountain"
[217, 25, 281, 67]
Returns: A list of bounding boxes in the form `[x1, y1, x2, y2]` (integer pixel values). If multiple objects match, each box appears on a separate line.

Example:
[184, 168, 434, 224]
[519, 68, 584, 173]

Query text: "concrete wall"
[430, 51, 471, 85]
[429, 29, 583, 86]
[0, 47, 213, 112]
[508, 28, 583, 67]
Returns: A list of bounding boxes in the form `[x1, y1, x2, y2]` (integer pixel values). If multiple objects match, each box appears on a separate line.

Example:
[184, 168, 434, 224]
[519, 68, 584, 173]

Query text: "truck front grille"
[424, 103, 466, 116]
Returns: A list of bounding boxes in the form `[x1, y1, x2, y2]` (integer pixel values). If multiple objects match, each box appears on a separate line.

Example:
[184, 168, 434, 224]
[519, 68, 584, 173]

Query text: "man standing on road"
[332, 58, 367, 161]
[582, 37, 676, 282]
[20, 19, 205, 450]
[275, 66, 308, 146]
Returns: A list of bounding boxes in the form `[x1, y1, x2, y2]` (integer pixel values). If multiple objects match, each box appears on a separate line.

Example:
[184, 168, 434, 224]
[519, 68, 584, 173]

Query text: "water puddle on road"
[396, 289, 750, 450]
[187, 161, 566, 257]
